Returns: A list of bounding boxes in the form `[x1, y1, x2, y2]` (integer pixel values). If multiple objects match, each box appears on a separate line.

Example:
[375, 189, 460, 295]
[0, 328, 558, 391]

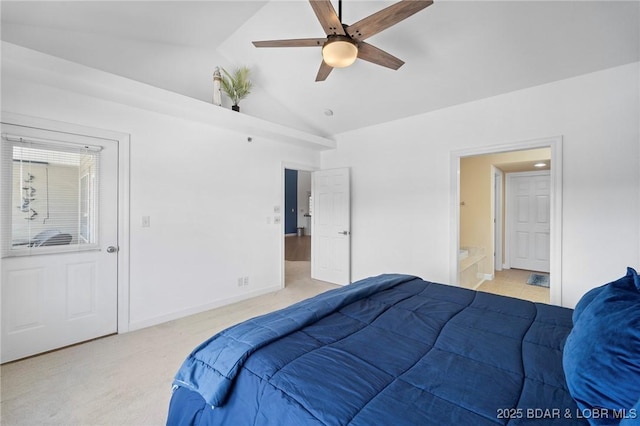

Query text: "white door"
[1, 124, 118, 363]
[493, 167, 503, 272]
[311, 168, 350, 285]
[507, 171, 550, 273]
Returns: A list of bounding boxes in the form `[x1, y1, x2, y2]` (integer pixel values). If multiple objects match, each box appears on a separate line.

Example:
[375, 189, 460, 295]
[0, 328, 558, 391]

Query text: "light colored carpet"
[0, 261, 336, 425]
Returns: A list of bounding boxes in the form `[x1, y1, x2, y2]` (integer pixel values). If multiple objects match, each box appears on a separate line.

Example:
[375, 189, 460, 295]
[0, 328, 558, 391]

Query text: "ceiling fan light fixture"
[322, 36, 358, 68]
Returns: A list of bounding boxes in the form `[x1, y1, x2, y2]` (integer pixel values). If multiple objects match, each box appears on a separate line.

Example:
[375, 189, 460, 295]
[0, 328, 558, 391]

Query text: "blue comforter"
[172, 274, 415, 407]
[168, 275, 585, 425]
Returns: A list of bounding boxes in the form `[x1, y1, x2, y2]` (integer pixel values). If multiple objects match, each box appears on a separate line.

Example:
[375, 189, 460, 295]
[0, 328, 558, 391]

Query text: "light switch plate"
[142, 216, 150, 227]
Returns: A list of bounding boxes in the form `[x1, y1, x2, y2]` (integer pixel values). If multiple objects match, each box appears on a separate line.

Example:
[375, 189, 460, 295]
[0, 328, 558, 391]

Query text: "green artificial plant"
[221, 66, 253, 109]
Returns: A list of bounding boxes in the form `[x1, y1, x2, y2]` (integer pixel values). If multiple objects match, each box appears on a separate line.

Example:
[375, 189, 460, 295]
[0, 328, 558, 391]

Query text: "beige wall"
[460, 148, 551, 276]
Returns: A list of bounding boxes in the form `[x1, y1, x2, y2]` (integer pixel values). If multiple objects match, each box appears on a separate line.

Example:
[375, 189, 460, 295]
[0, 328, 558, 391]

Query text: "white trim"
[117, 134, 131, 333]
[281, 162, 319, 289]
[1, 111, 132, 331]
[128, 285, 281, 331]
[549, 139, 563, 306]
[450, 152, 461, 288]
[2, 134, 103, 152]
[450, 136, 563, 306]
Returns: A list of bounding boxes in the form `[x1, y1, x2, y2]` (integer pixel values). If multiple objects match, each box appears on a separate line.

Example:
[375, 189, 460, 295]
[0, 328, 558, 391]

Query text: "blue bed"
[167, 271, 640, 425]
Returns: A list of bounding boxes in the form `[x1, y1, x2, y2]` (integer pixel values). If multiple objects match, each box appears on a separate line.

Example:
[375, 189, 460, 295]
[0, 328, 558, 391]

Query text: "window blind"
[1, 134, 102, 257]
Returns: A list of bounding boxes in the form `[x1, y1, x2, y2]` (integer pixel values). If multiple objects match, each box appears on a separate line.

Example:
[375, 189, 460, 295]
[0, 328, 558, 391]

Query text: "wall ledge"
[1, 42, 336, 151]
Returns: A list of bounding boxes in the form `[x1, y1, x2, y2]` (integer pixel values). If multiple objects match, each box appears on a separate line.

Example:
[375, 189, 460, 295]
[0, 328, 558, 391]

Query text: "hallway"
[285, 235, 310, 261]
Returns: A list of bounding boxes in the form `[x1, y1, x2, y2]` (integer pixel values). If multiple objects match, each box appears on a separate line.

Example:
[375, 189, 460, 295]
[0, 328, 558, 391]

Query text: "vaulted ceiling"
[2, 1, 639, 138]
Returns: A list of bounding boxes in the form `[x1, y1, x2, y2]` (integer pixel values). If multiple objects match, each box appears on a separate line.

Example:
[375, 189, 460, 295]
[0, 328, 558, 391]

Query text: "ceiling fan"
[252, 0, 433, 82]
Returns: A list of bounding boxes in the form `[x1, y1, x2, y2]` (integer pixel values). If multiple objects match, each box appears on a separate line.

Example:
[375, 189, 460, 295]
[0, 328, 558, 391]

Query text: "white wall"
[322, 62, 640, 308]
[3, 46, 638, 325]
[2, 57, 321, 329]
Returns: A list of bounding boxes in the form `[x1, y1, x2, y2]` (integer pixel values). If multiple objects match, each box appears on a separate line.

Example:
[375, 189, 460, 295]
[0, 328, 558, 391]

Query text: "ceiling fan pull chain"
[338, 0, 342, 23]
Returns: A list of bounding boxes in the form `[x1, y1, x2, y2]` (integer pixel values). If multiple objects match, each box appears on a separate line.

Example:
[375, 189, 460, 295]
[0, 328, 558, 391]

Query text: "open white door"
[312, 168, 350, 285]
[1, 124, 119, 362]
[507, 171, 550, 273]
[493, 167, 503, 272]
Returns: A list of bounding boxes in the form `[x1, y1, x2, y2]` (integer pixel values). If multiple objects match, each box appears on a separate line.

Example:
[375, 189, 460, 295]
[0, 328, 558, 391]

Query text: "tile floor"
[476, 268, 550, 303]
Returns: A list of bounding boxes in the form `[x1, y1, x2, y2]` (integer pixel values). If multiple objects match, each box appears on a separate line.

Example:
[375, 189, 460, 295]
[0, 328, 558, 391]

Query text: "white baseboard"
[477, 272, 494, 281]
[127, 284, 282, 332]
[471, 273, 495, 290]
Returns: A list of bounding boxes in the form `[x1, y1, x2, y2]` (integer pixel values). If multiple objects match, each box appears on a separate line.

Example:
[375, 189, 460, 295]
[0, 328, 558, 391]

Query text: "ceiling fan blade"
[357, 42, 405, 70]
[309, 0, 346, 36]
[253, 38, 327, 48]
[347, 0, 433, 41]
[315, 61, 334, 82]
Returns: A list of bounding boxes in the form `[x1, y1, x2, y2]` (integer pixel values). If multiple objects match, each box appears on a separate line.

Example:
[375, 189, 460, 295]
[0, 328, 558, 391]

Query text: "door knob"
[106, 246, 119, 253]
[338, 231, 350, 235]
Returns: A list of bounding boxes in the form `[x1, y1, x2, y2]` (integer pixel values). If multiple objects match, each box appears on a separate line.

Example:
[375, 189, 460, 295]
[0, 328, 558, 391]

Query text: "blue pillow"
[572, 267, 640, 323]
[619, 397, 640, 425]
[572, 284, 605, 323]
[563, 267, 640, 425]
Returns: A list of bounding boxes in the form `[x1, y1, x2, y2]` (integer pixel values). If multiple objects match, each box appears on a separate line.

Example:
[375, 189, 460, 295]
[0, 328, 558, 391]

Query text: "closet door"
[508, 171, 550, 273]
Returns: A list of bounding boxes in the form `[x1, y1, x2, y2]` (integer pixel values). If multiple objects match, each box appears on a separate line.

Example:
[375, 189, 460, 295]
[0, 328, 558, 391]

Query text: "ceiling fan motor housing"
[322, 35, 358, 68]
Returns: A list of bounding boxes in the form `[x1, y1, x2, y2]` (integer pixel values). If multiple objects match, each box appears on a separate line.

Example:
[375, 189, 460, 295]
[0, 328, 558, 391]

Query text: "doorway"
[283, 167, 313, 286]
[451, 137, 562, 305]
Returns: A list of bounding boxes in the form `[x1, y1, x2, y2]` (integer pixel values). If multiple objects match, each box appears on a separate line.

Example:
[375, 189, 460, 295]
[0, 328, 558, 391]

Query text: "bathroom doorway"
[451, 137, 562, 305]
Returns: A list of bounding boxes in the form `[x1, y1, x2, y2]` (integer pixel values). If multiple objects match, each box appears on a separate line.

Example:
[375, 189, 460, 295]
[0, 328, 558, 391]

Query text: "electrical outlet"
[243, 276, 249, 286]
[274, 216, 281, 224]
[274, 206, 281, 213]
[237, 277, 243, 287]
